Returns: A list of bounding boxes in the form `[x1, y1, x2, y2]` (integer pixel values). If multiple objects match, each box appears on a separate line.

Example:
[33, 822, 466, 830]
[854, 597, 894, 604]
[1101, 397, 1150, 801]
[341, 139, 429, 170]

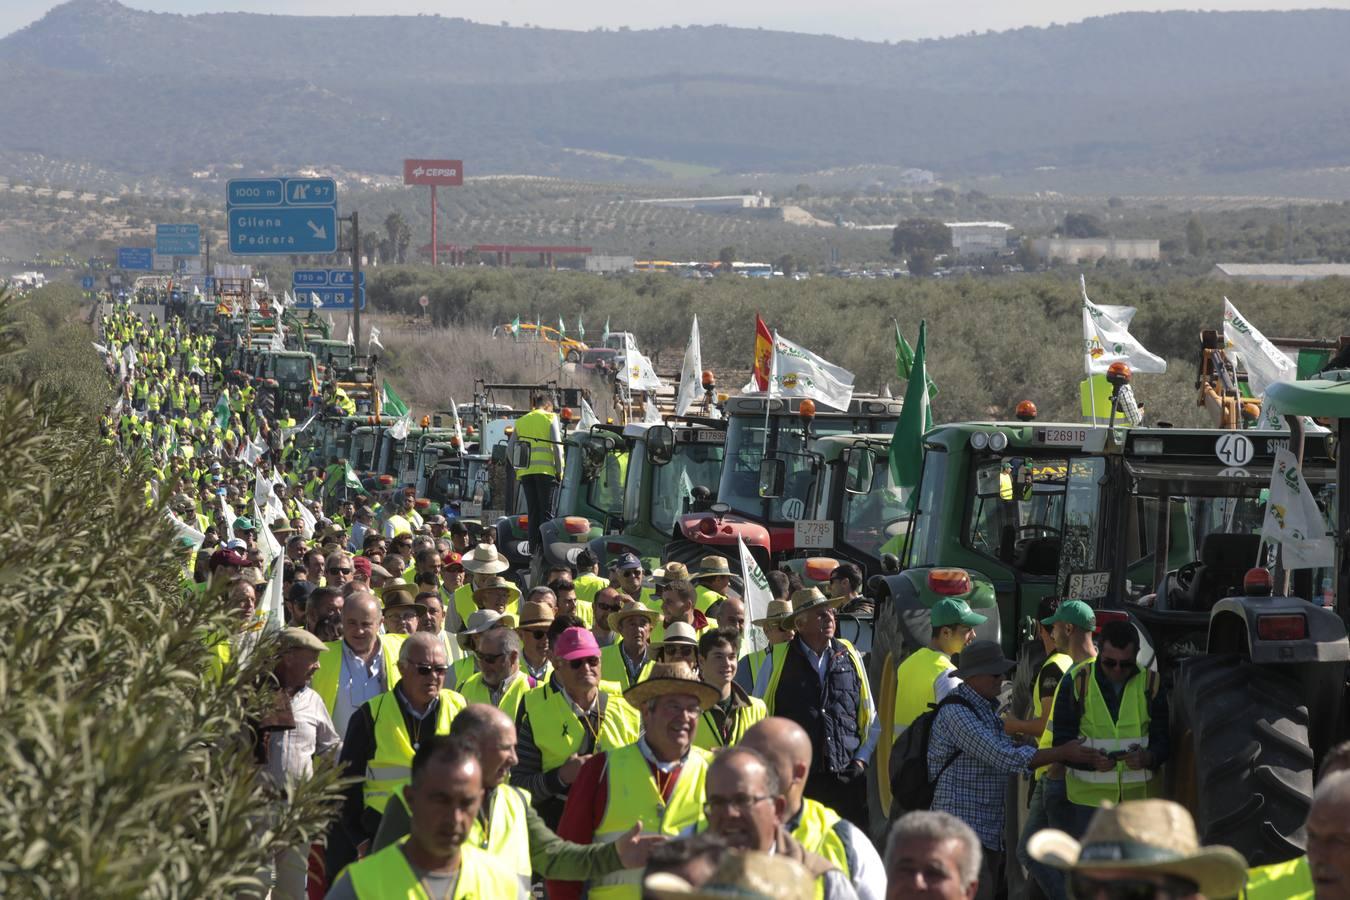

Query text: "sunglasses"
[413, 664, 449, 676]
[524, 630, 550, 641]
[1068, 873, 1198, 900]
[596, 604, 621, 614]
[568, 656, 601, 670]
[327, 567, 353, 575]
[1100, 657, 1137, 673]
[663, 645, 695, 657]
[476, 652, 506, 665]
[619, 570, 642, 578]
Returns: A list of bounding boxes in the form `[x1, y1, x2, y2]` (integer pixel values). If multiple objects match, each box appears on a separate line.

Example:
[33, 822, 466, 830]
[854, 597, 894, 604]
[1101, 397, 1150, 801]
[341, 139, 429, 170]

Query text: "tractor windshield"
[720, 415, 875, 523]
[842, 457, 910, 560]
[964, 456, 1107, 583]
[275, 356, 311, 383]
[1122, 462, 1337, 610]
[649, 441, 726, 535]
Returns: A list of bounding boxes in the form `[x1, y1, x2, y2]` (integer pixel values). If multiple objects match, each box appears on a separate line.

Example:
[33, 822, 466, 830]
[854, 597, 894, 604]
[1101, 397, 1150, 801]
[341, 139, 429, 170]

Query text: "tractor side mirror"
[511, 439, 532, 470]
[843, 446, 875, 495]
[646, 425, 675, 467]
[758, 457, 786, 499]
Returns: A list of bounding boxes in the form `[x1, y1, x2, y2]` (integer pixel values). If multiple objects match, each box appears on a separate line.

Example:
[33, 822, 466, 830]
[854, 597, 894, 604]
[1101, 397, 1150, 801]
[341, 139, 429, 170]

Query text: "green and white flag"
[890, 320, 929, 492]
[1082, 275, 1166, 375]
[510, 315, 521, 338]
[578, 317, 585, 340]
[738, 536, 771, 657]
[1262, 448, 1334, 569]
[382, 382, 410, 418]
[769, 331, 854, 411]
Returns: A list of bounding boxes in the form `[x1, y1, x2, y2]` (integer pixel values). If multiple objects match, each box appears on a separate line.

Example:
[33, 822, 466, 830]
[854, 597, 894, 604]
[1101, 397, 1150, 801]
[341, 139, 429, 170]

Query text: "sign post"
[226, 177, 338, 255]
[403, 159, 463, 266]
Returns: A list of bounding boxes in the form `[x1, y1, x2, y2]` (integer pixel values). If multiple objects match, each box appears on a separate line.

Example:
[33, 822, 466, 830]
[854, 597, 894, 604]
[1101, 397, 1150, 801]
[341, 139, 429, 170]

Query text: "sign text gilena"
[403, 159, 464, 186]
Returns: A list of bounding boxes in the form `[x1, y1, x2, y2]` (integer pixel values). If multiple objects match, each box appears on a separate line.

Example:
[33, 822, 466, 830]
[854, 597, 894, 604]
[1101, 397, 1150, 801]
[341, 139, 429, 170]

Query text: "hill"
[5, 2, 1350, 188]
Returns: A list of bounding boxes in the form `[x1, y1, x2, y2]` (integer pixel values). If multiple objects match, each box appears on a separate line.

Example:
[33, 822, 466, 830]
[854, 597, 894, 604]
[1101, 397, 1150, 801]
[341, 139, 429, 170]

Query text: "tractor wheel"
[662, 538, 736, 570]
[1171, 654, 1313, 866]
[567, 349, 582, 363]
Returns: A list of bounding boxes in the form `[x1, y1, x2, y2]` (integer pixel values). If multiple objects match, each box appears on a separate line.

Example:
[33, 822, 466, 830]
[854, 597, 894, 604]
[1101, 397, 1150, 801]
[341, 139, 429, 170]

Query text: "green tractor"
[248, 349, 319, 421]
[866, 390, 1348, 869]
[531, 424, 635, 573]
[587, 419, 728, 571]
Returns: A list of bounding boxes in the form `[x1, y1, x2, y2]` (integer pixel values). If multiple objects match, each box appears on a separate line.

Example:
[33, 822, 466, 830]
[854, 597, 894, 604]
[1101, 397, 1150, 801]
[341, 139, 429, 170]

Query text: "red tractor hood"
[675, 513, 796, 553]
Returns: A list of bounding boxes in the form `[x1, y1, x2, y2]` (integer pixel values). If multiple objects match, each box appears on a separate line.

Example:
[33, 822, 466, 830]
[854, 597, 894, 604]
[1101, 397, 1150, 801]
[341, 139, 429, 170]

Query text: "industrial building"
[1033, 237, 1160, 264]
[946, 222, 1012, 256]
[639, 193, 773, 212]
[1210, 263, 1350, 285]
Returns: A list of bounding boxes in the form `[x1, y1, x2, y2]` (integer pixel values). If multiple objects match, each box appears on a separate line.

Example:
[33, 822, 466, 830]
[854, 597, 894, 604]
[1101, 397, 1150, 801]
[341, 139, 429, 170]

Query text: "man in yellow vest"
[740, 589, 795, 696]
[743, 717, 885, 900]
[694, 628, 766, 751]
[551, 662, 718, 900]
[511, 626, 643, 828]
[1052, 620, 1169, 836]
[332, 632, 467, 874]
[513, 392, 563, 555]
[1018, 598, 1097, 900]
[701, 746, 852, 899]
[382, 492, 417, 540]
[763, 588, 877, 832]
[891, 596, 984, 739]
[453, 544, 512, 630]
[324, 734, 522, 900]
[457, 628, 532, 720]
[311, 592, 407, 737]
[600, 600, 659, 689]
[690, 555, 734, 614]
[573, 548, 609, 605]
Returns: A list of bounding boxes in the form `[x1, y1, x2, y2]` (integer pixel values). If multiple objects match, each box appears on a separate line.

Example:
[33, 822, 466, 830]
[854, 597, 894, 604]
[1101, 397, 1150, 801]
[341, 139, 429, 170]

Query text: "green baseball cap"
[1041, 599, 1096, 630]
[930, 597, 988, 629]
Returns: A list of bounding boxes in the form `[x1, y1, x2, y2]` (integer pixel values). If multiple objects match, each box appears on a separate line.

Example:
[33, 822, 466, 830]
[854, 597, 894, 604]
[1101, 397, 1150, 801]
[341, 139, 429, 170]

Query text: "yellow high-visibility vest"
[694, 695, 767, 750]
[892, 646, 954, 735]
[458, 671, 531, 721]
[1066, 661, 1159, 807]
[343, 838, 518, 899]
[364, 688, 467, 814]
[589, 743, 711, 900]
[312, 635, 408, 717]
[514, 408, 560, 477]
[465, 783, 533, 878]
[519, 680, 641, 772]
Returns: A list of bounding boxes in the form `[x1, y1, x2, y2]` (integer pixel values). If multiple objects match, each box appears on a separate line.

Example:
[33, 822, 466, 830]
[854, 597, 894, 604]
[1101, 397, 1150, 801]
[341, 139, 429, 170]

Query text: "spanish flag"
[744, 314, 773, 393]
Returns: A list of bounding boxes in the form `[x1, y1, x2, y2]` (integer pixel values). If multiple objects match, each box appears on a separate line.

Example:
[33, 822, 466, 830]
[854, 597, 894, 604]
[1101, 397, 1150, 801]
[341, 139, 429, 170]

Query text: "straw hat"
[623, 661, 720, 711]
[462, 543, 510, 575]
[751, 598, 794, 628]
[787, 587, 846, 621]
[652, 561, 690, 585]
[652, 621, 699, 648]
[458, 609, 516, 650]
[644, 850, 812, 900]
[690, 555, 733, 582]
[472, 575, 522, 605]
[608, 599, 660, 632]
[517, 600, 556, 631]
[1028, 799, 1248, 899]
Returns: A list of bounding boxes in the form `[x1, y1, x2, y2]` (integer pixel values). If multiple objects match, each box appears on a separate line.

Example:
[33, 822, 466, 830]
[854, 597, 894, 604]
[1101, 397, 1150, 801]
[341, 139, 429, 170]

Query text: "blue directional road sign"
[204, 276, 215, 291]
[81, 276, 95, 290]
[229, 207, 337, 255]
[118, 247, 154, 270]
[292, 268, 366, 309]
[227, 176, 338, 255]
[156, 223, 200, 256]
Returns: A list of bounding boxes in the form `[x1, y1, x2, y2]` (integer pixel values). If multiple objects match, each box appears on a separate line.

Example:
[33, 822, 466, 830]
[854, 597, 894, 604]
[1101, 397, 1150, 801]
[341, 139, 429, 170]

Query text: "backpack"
[888, 693, 977, 815]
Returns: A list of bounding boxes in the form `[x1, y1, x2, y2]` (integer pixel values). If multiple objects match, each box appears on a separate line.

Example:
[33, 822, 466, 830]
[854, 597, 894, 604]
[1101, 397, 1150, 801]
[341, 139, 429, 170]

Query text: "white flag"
[618, 334, 665, 392]
[675, 316, 705, 417]
[644, 397, 663, 424]
[579, 397, 600, 430]
[255, 501, 282, 568]
[165, 509, 205, 549]
[371, 325, 384, 350]
[309, 291, 324, 309]
[281, 290, 293, 308]
[259, 553, 286, 632]
[325, 313, 336, 332]
[283, 413, 316, 441]
[346, 324, 354, 346]
[737, 537, 772, 658]
[270, 330, 283, 351]
[297, 499, 317, 540]
[449, 397, 466, 449]
[240, 433, 266, 466]
[1262, 448, 1334, 569]
[1222, 298, 1324, 432]
[389, 414, 412, 440]
[769, 331, 855, 411]
[1082, 276, 1167, 375]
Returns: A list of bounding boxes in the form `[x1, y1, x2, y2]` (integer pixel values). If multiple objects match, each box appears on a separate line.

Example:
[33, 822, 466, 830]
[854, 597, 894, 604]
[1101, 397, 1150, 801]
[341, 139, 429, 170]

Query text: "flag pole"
[1081, 276, 1098, 427]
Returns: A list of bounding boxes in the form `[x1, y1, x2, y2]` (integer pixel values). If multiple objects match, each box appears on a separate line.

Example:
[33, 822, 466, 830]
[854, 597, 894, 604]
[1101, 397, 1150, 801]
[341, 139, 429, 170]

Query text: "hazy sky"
[4, 0, 1349, 42]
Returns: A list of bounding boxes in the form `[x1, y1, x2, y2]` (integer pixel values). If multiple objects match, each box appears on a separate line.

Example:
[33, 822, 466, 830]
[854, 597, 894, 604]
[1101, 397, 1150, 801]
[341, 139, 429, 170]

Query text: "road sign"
[204, 276, 215, 291]
[117, 248, 154, 270]
[404, 159, 464, 186]
[229, 206, 337, 255]
[285, 178, 336, 206]
[419, 295, 429, 308]
[328, 269, 365, 286]
[227, 179, 284, 206]
[80, 276, 95, 290]
[227, 176, 339, 255]
[156, 223, 200, 256]
[292, 286, 365, 310]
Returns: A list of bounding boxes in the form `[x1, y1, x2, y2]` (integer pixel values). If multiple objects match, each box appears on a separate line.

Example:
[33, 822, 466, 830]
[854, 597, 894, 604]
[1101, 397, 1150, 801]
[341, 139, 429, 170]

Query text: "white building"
[1034, 238, 1160, 264]
[946, 222, 1012, 256]
[639, 193, 773, 212]
[1211, 263, 1350, 285]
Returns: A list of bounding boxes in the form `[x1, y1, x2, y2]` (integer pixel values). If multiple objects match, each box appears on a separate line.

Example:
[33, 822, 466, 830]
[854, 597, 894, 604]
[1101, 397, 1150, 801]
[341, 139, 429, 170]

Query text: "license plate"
[1038, 428, 1087, 445]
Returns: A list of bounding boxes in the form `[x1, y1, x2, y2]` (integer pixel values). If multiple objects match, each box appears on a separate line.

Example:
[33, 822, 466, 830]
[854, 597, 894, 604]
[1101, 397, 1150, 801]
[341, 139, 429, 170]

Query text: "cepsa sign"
[403, 159, 464, 186]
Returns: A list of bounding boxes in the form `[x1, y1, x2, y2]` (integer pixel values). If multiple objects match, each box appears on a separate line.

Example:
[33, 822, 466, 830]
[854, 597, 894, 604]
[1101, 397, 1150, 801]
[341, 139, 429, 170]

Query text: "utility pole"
[341, 211, 363, 354]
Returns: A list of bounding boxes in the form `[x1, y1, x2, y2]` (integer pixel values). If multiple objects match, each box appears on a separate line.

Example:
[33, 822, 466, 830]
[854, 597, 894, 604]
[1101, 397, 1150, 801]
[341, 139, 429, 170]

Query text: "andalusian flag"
[510, 316, 521, 338]
[382, 382, 410, 418]
[890, 320, 930, 492]
[894, 321, 934, 427]
[214, 392, 231, 430]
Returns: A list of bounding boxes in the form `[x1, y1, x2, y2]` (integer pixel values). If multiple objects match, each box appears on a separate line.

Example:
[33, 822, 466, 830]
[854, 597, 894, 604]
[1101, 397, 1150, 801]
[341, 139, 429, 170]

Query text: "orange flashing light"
[1015, 400, 1038, 421]
[799, 399, 817, 420]
[927, 568, 972, 596]
[1106, 362, 1132, 385]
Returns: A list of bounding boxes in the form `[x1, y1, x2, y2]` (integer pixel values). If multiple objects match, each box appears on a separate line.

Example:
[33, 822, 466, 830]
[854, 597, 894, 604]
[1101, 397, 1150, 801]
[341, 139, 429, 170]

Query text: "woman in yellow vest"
[326, 735, 522, 900]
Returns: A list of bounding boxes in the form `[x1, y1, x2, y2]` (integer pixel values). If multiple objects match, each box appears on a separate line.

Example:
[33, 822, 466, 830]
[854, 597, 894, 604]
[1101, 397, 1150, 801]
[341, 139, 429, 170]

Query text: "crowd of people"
[100, 305, 1349, 900]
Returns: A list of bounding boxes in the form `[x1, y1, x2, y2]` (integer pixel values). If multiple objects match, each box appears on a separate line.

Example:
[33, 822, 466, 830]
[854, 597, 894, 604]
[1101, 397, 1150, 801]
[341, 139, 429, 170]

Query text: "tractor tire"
[662, 538, 737, 570]
[1171, 654, 1313, 866]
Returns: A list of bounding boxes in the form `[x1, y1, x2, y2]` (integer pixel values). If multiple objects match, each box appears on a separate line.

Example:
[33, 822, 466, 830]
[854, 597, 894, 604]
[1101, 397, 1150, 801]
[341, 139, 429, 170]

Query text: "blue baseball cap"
[612, 552, 643, 571]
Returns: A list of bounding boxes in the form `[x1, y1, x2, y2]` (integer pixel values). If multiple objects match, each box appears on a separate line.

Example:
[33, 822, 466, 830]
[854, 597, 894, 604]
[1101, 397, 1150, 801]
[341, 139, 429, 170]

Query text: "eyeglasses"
[568, 657, 601, 670]
[703, 794, 772, 816]
[413, 664, 450, 676]
[389, 611, 420, 622]
[620, 570, 642, 578]
[524, 630, 550, 641]
[327, 567, 353, 575]
[663, 645, 696, 657]
[476, 652, 506, 665]
[1068, 873, 1198, 900]
[1099, 657, 1138, 673]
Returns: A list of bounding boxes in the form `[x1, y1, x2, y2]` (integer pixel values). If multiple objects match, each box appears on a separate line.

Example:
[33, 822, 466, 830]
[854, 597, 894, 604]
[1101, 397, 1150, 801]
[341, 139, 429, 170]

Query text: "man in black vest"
[766, 587, 878, 832]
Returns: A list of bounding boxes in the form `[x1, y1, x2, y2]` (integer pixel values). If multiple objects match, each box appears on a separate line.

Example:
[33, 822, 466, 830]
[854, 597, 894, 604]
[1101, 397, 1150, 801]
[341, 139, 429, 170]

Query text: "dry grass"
[370, 314, 617, 418]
